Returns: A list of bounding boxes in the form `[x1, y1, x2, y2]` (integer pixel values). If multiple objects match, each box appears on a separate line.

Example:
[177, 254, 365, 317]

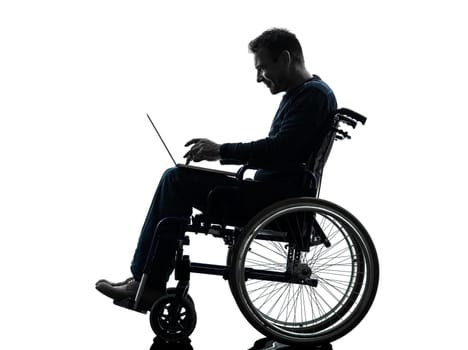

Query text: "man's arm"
[183, 88, 332, 165]
[219, 90, 331, 164]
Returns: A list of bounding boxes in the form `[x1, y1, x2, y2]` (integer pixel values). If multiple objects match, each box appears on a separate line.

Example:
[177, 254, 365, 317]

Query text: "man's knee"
[161, 167, 182, 184]
[159, 166, 196, 197]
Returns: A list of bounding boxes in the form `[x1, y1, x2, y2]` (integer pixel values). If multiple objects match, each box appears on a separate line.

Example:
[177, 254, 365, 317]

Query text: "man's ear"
[279, 50, 292, 67]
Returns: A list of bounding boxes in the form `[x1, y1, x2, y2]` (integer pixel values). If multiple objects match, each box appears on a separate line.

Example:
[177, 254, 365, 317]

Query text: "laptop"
[146, 113, 237, 177]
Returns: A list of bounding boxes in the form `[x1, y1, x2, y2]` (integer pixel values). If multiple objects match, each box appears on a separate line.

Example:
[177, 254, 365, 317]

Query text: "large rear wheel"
[229, 197, 379, 346]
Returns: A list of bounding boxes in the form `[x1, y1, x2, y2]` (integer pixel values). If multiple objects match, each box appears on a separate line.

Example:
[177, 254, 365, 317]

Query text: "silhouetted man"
[96, 28, 337, 308]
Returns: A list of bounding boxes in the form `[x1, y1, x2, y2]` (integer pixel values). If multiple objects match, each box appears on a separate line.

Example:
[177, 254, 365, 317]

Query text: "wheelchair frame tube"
[134, 273, 149, 310]
[190, 262, 318, 286]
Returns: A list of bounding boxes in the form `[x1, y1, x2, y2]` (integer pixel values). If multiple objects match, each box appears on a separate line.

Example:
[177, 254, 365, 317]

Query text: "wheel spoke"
[253, 240, 287, 259]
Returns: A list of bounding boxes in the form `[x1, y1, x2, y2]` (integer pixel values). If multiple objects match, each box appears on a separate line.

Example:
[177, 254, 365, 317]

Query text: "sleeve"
[219, 88, 330, 164]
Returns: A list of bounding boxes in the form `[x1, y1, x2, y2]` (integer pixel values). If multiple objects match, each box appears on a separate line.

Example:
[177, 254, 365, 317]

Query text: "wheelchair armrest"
[236, 161, 308, 180]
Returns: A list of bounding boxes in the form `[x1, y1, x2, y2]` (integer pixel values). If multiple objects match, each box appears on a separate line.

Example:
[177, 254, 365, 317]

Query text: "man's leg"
[130, 167, 238, 290]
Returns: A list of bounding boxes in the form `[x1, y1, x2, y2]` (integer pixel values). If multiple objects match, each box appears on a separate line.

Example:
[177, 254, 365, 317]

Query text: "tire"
[149, 294, 197, 341]
[228, 197, 379, 346]
[166, 287, 194, 306]
[226, 247, 233, 267]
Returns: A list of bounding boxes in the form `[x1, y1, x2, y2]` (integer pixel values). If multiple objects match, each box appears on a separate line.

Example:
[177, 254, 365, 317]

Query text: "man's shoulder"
[302, 75, 333, 95]
[287, 78, 332, 105]
[288, 76, 335, 111]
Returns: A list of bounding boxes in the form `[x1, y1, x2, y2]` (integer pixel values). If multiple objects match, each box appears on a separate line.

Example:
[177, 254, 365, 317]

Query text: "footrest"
[113, 297, 148, 314]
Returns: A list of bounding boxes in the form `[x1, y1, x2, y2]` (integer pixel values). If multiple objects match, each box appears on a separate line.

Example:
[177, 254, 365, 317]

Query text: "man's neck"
[286, 66, 313, 92]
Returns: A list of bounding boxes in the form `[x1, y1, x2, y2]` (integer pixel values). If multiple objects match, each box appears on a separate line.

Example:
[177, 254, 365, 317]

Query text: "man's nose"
[257, 70, 264, 83]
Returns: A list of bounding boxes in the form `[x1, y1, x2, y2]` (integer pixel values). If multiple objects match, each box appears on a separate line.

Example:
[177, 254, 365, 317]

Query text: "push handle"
[335, 107, 367, 125]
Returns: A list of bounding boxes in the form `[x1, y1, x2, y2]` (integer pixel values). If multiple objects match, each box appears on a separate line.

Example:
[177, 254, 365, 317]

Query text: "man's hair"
[248, 28, 305, 64]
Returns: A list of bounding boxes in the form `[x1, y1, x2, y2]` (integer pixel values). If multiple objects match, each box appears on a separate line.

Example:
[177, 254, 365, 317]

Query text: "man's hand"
[184, 138, 221, 164]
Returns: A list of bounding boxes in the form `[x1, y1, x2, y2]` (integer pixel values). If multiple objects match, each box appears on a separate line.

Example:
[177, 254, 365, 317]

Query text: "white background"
[1, 1, 467, 349]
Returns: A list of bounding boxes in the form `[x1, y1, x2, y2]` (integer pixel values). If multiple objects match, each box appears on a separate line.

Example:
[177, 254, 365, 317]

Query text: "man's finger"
[184, 138, 201, 147]
[183, 151, 193, 165]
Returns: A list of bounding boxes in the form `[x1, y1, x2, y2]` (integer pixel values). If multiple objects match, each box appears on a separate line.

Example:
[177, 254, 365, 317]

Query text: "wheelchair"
[116, 108, 379, 348]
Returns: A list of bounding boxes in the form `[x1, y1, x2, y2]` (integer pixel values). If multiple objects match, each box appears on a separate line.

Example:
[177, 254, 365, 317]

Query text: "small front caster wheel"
[150, 295, 197, 341]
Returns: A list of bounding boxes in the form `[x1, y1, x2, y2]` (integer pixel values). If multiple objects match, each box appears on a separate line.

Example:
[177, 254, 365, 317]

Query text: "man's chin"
[269, 87, 281, 95]
[267, 84, 279, 94]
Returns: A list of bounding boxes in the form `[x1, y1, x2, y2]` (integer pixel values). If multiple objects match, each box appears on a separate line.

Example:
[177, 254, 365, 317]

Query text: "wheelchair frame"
[115, 108, 379, 347]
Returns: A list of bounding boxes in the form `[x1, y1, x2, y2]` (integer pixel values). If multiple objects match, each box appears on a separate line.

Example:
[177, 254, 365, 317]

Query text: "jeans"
[130, 167, 239, 289]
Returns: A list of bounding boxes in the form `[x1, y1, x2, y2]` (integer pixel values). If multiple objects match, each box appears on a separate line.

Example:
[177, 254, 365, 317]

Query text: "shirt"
[220, 75, 337, 186]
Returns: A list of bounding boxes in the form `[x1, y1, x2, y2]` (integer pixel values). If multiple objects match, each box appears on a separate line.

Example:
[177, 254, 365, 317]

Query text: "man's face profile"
[254, 49, 286, 94]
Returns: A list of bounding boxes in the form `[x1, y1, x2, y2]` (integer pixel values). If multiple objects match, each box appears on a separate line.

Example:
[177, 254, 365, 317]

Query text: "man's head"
[249, 28, 306, 94]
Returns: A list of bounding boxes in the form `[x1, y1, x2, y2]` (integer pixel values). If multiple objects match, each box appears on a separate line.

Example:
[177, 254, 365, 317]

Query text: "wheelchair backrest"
[305, 108, 367, 197]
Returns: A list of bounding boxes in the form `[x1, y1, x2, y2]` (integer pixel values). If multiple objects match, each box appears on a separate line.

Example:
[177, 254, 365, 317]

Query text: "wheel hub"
[293, 263, 312, 279]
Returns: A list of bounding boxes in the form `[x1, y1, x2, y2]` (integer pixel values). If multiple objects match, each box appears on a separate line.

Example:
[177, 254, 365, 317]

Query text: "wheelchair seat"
[204, 181, 308, 227]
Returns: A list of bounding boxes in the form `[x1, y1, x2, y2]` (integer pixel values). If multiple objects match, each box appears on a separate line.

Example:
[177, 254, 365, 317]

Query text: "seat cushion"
[206, 181, 311, 227]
